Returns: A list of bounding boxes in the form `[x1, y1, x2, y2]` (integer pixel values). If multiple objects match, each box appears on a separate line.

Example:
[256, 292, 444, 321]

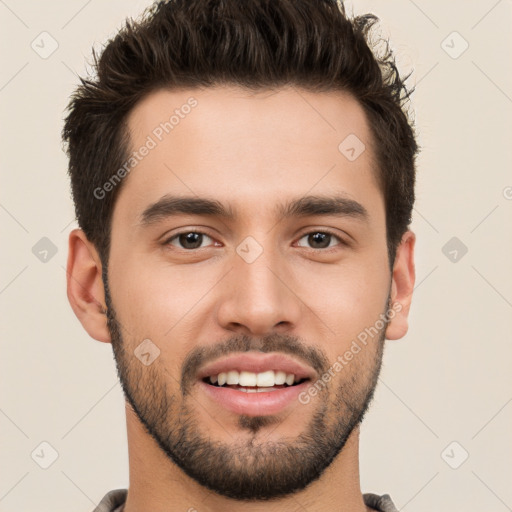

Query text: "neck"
[122, 402, 373, 512]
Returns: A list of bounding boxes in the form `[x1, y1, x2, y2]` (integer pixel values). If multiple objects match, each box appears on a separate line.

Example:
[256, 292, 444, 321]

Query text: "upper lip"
[197, 352, 316, 381]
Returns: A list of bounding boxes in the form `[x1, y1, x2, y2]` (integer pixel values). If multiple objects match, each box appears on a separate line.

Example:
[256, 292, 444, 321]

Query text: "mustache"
[181, 332, 330, 395]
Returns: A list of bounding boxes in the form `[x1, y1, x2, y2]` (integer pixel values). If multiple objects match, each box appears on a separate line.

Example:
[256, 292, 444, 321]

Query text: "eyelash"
[163, 229, 347, 252]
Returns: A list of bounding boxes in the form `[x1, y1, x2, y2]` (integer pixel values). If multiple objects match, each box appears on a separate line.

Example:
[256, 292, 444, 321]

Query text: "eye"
[163, 229, 346, 252]
[165, 231, 217, 250]
[295, 230, 345, 250]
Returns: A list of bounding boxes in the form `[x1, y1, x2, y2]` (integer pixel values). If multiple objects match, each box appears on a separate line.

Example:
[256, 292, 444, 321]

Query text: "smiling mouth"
[198, 369, 313, 416]
[201, 370, 310, 393]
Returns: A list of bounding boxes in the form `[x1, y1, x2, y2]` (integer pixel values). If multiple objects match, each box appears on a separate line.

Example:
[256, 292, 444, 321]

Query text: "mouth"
[196, 353, 316, 416]
[202, 370, 310, 393]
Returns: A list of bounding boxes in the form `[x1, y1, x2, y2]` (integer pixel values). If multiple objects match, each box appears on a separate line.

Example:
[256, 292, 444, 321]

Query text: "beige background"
[1, 1, 511, 511]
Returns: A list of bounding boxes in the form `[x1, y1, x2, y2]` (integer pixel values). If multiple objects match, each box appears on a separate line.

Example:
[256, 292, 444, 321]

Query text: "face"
[103, 85, 395, 500]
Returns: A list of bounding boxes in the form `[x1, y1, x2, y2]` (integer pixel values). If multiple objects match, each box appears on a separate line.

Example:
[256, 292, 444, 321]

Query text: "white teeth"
[239, 387, 280, 393]
[239, 371, 257, 386]
[256, 370, 274, 387]
[207, 370, 301, 387]
[226, 370, 239, 385]
[274, 370, 287, 385]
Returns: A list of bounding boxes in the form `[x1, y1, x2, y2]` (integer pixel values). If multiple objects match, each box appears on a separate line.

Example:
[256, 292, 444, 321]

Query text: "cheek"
[108, 255, 218, 336]
[290, 256, 390, 342]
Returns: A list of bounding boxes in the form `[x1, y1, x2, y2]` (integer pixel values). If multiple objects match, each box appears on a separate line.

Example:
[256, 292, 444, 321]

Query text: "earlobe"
[385, 230, 416, 341]
[66, 228, 111, 343]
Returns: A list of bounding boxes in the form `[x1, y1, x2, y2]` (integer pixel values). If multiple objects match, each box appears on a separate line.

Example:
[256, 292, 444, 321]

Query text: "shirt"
[92, 488, 399, 511]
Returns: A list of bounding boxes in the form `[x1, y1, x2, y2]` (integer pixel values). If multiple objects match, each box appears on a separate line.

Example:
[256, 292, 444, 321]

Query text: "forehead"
[116, 85, 381, 224]
[127, 85, 373, 160]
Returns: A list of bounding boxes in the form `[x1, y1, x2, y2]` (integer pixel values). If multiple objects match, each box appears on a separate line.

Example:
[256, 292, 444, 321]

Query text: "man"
[62, 0, 417, 510]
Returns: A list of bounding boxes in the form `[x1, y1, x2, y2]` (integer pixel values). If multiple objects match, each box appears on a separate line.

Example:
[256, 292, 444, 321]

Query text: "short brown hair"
[62, 0, 418, 267]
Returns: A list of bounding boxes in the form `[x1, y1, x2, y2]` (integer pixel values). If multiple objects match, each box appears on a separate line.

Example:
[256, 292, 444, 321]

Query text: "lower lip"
[199, 380, 309, 416]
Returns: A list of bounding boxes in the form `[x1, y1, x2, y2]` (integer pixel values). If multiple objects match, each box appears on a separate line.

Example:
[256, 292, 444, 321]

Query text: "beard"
[104, 272, 389, 501]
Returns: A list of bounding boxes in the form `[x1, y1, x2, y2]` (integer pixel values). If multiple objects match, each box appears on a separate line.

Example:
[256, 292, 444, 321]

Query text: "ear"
[385, 230, 416, 340]
[66, 228, 111, 343]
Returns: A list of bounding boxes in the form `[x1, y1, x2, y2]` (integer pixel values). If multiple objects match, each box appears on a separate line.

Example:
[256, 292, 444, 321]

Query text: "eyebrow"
[139, 194, 369, 226]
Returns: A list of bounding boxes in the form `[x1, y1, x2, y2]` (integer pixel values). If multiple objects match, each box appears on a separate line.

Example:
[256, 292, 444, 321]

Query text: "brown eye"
[167, 231, 213, 250]
[296, 231, 343, 250]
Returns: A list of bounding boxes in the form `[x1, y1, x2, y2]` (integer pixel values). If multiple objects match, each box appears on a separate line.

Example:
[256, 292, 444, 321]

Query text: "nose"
[215, 241, 302, 336]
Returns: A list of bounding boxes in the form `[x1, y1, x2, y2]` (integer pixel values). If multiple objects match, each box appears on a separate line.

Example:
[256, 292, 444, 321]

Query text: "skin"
[67, 85, 415, 512]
